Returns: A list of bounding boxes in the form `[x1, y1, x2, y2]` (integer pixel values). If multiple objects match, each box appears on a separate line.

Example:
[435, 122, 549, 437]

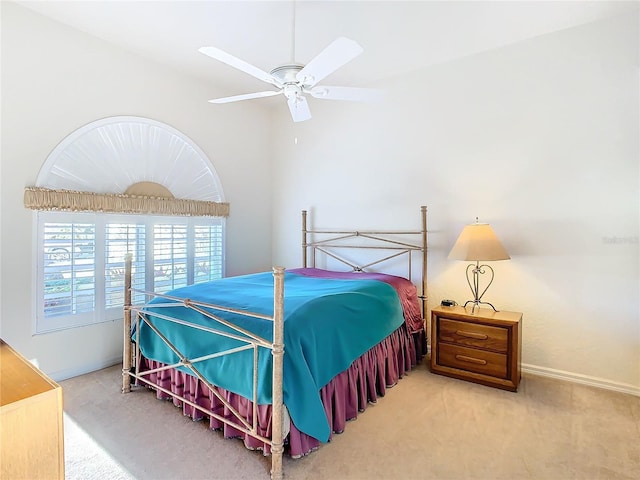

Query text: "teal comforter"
[135, 271, 405, 442]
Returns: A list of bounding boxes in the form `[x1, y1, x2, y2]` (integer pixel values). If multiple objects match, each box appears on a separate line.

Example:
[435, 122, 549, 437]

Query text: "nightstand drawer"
[438, 343, 508, 379]
[438, 318, 508, 353]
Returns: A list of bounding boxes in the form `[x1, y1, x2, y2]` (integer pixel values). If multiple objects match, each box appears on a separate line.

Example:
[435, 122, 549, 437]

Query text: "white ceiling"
[15, 0, 639, 98]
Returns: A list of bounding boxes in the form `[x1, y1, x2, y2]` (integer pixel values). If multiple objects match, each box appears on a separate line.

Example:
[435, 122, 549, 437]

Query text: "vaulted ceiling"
[16, 1, 639, 99]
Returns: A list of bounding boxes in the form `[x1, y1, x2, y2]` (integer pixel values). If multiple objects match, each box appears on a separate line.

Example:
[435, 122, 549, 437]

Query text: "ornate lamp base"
[463, 261, 499, 314]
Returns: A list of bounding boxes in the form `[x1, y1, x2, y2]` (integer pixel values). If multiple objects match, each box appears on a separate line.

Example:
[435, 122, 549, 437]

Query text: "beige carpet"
[61, 361, 639, 480]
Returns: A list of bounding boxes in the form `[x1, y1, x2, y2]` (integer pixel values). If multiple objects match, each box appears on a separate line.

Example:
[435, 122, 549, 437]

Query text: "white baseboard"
[522, 363, 640, 397]
[47, 357, 122, 383]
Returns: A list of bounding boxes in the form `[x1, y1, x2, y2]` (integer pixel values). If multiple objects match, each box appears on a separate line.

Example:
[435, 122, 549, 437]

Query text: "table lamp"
[448, 218, 510, 313]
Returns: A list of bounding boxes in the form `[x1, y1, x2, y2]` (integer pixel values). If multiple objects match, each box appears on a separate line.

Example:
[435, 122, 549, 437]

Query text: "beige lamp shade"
[448, 222, 510, 261]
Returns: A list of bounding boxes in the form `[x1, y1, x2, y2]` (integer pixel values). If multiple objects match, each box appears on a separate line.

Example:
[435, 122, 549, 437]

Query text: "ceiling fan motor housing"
[270, 64, 306, 85]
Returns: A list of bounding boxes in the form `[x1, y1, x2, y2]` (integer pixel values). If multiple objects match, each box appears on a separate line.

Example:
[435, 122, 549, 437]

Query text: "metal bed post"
[122, 253, 133, 394]
[302, 210, 308, 268]
[270, 266, 285, 480]
[420, 206, 428, 319]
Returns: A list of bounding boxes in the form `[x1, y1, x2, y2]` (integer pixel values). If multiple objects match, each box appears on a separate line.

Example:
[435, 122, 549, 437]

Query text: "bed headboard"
[301, 206, 427, 316]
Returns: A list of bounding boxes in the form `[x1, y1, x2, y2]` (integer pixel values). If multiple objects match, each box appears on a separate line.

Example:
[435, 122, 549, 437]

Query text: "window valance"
[24, 186, 229, 217]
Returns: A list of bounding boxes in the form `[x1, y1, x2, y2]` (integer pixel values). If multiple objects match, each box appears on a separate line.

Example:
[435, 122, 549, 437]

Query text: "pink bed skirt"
[138, 324, 426, 458]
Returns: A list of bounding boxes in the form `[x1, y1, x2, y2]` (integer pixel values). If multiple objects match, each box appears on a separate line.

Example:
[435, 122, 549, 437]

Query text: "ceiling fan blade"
[208, 90, 282, 104]
[198, 46, 280, 87]
[296, 37, 363, 88]
[308, 86, 385, 102]
[287, 96, 312, 122]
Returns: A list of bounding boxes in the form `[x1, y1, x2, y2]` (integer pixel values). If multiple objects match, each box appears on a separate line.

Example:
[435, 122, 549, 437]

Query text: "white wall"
[272, 13, 640, 393]
[0, 3, 273, 379]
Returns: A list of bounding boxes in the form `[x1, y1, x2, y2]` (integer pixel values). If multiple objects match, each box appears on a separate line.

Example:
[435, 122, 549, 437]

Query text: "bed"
[122, 207, 428, 480]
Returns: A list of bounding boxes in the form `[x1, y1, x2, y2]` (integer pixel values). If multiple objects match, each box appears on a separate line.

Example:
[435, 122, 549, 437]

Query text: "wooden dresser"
[430, 306, 522, 391]
[1, 339, 64, 479]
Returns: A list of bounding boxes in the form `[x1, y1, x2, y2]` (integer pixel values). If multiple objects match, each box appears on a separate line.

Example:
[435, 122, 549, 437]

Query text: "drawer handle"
[455, 354, 487, 365]
[456, 330, 488, 340]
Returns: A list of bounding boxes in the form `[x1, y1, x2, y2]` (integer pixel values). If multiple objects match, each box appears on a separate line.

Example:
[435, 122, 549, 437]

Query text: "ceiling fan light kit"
[198, 36, 383, 122]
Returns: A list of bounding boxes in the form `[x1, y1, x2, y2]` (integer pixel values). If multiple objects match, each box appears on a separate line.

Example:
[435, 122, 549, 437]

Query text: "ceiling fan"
[198, 36, 383, 122]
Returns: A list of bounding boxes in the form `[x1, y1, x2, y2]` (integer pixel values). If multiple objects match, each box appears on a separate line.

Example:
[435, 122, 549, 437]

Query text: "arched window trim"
[28, 115, 227, 208]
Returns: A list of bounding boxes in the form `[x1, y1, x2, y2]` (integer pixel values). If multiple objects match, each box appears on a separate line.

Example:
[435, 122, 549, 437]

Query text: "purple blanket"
[287, 268, 424, 333]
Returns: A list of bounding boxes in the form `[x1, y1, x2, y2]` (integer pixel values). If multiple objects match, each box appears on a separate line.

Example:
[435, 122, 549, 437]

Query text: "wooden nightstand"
[430, 306, 522, 392]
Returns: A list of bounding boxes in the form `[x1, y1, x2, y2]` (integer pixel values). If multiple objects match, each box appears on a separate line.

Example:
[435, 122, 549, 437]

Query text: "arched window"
[25, 117, 228, 333]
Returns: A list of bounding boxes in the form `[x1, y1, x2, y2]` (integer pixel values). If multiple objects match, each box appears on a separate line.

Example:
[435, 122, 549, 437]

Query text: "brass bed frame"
[122, 206, 427, 480]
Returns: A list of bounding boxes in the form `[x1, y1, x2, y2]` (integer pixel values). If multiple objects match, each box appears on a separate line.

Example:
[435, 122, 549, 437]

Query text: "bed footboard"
[122, 257, 286, 480]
